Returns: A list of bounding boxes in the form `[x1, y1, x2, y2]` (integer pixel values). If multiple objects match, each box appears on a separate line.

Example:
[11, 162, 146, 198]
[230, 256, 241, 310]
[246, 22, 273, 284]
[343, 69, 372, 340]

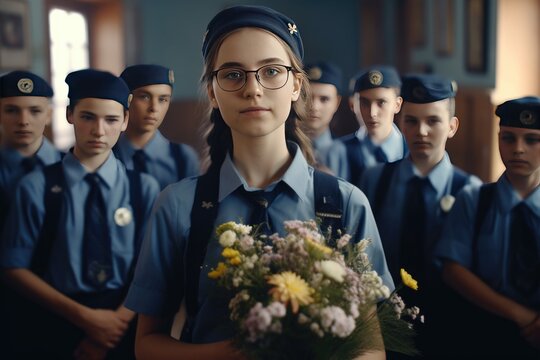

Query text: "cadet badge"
[440, 195, 456, 213]
[169, 69, 175, 84]
[287, 23, 298, 35]
[412, 86, 426, 101]
[50, 185, 63, 194]
[17, 78, 34, 94]
[308, 67, 322, 81]
[127, 94, 133, 107]
[114, 207, 132, 226]
[202, 201, 214, 209]
[520, 110, 536, 126]
[368, 71, 383, 86]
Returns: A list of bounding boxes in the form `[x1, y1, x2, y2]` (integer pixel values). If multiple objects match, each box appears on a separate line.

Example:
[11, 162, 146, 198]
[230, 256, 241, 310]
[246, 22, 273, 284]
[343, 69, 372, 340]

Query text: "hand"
[80, 308, 130, 348]
[73, 337, 109, 360]
[521, 314, 540, 350]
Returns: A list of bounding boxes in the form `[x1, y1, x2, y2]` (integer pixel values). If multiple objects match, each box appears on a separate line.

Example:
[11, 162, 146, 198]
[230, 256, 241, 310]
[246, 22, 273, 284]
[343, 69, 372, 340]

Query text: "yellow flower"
[305, 237, 332, 257]
[267, 271, 314, 313]
[229, 256, 242, 266]
[400, 268, 418, 291]
[216, 221, 237, 236]
[208, 262, 228, 279]
[222, 247, 240, 259]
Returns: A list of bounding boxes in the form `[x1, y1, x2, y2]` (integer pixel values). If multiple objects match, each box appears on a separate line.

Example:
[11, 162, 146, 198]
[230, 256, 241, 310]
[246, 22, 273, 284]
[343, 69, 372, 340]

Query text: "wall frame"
[434, 0, 454, 56]
[466, 0, 488, 73]
[0, 0, 31, 69]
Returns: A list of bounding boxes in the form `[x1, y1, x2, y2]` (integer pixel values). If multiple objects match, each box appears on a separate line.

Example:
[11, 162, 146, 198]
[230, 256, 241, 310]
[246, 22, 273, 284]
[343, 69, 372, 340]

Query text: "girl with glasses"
[125, 5, 392, 359]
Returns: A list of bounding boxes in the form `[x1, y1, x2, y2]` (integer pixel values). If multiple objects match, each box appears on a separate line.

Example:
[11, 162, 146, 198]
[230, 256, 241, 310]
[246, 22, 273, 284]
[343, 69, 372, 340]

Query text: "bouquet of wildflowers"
[208, 220, 420, 359]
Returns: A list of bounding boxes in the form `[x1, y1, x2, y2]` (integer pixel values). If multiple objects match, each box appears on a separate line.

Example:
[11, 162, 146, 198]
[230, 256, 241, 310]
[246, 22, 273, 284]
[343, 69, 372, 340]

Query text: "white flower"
[320, 260, 346, 283]
[219, 230, 237, 247]
[356, 238, 371, 252]
[440, 195, 456, 213]
[234, 223, 252, 235]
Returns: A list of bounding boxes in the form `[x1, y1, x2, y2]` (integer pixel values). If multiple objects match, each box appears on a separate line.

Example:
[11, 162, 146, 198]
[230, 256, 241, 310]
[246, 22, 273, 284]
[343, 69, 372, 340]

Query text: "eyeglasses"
[211, 64, 293, 92]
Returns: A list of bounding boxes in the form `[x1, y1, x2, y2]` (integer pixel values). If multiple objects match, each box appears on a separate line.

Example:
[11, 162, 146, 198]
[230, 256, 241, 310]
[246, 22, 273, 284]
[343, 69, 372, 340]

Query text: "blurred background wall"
[2, 0, 540, 181]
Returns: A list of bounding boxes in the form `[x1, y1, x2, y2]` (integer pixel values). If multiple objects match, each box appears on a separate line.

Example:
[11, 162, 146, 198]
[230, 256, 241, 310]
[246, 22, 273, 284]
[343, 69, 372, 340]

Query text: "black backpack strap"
[345, 139, 365, 186]
[450, 167, 469, 196]
[126, 169, 143, 250]
[125, 169, 143, 287]
[30, 162, 65, 276]
[185, 170, 220, 322]
[313, 170, 343, 243]
[170, 143, 187, 181]
[372, 161, 400, 223]
[471, 183, 496, 272]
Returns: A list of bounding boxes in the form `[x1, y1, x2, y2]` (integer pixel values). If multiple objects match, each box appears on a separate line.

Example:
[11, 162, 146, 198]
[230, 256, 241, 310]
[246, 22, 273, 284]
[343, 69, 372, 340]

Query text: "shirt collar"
[117, 130, 167, 161]
[312, 129, 333, 150]
[498, 173, 540, 217]
[399, 152, 452, 196]
[63, 151, 118, 189]
[35, 138, 60, 164]
[378, 123, 406, 162]
[218, 141, 310, 203]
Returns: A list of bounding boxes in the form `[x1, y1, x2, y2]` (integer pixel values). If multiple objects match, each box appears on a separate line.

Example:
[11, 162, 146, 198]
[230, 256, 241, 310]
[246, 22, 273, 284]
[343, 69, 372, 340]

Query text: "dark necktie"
[509, 203, 539, 296]
[238, 182, 285, 235]
[83, 173, 112, 288]
[374, 147, 387, 163]
[399, 176, 428, 279]
[21, 156, 38, 174]
[132, 149, 147, 173]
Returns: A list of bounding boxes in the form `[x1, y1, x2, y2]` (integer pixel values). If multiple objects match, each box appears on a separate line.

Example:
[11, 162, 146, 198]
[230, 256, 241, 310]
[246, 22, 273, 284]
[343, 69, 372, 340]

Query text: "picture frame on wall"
[466, 0, 488, 73]
[0, 0, 31, 69]
[434, 0, 454, 56]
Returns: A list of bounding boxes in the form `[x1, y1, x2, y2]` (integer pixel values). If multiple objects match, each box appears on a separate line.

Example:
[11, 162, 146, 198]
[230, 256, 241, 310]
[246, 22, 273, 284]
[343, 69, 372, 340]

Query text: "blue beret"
[305, 61, 343, 94]
[351, 65, 401, 93]
[496, 96, 540, 130]
[202, 5, 303, 60]
[66, 69, 131, 109]
[120, 64, 174, 91]
[401, 74, 457, 103]
[0, 70, 53, 97]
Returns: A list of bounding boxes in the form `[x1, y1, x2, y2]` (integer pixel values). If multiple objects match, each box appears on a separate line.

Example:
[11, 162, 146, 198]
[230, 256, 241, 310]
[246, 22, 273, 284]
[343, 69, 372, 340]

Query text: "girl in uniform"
[125, 5, 392, 359]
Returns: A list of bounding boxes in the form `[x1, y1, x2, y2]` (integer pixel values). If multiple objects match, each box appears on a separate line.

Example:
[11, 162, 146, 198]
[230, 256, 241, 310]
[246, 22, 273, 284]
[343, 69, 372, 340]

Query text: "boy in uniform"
[0, 71, 62, 231]
[359, 74, 482, 358]
[0, 69, 160, 359]
[340, 65, 406, 185]
[304, 61, 348, 178]
[114, 64, 199, 189]
[435, 96, 540, 359]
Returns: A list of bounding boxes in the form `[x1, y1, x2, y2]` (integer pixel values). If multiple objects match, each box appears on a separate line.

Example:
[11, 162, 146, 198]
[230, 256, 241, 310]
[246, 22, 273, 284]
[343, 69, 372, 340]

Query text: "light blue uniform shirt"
[359, 153, 482, 281]
[0, 138, 62, 204]
[434, 174, 540, 308]
[125, 142, 393, 343]
[0, 152, 160, 294]
[312, 129, 348, 179]
[340, 123, 407, 185]
[114, 130, 199, 189]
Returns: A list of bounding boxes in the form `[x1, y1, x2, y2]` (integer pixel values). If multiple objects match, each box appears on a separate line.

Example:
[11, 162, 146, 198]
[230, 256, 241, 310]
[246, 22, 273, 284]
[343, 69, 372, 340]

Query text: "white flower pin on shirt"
[202, 201, 214, 209]
[440, 195, 456, 213]
[114, 207, 132, 226]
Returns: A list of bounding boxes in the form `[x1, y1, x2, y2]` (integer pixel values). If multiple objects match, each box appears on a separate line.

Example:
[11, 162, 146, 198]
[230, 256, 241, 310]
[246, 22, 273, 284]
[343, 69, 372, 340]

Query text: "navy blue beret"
[0, 70, 53, 97]
[305, 61, 343, 94]
[496, 96, 540, 130]
[202, 5, 304, 60]
[66, 69, 131, 109]
[120, 64, 174, 91]
[351, 65, 401, 93]
[401, 74, 457, 103]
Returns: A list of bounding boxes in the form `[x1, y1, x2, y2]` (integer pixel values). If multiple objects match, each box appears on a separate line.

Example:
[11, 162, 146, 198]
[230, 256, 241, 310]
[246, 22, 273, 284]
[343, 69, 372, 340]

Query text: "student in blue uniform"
[0, 71, 62, 231]
[0, 69, 160, 359]
[303, 61, 348, 178]
[340, 65, 406, 185]
[124, 5, 392, 359]
[434, 96, 540, 359]
[114, 64, 199, 189]
[359, 74, 482, 358]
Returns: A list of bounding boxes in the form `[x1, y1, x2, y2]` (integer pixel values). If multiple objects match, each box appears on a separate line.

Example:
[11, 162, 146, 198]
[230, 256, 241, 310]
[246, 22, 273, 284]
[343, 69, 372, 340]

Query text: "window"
[49, 7, 89, 150]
